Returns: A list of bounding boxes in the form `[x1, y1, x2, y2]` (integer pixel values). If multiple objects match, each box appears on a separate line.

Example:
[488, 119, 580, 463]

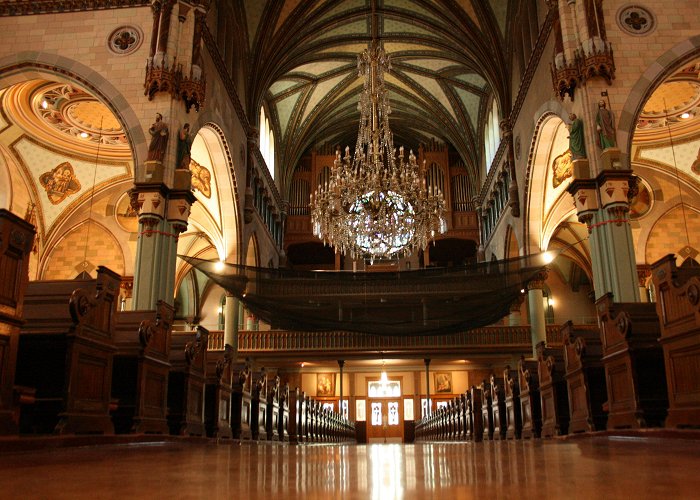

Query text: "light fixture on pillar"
[309, 1, 446, 261]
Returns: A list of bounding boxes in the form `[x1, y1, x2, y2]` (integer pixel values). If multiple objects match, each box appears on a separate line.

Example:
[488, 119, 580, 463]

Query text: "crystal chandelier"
[310, 39, 446, 261]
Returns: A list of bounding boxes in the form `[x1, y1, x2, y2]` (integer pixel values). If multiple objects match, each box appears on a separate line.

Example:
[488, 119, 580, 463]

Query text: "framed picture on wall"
[434, 372, 452, 393]
[316, 373, 335, 397]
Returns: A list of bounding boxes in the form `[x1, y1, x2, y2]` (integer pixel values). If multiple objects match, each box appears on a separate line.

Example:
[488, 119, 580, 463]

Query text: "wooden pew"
[562, 322, 607, 433]
[266, 375, 281, 441]
[479, 380, 494, 440]
[250, 369, 268, 440]
[0, 209, 35, 435]
[596, 293, 668, 429]
[536, 341, 569, 437]
[111, 301, 173, 434]
[490, 373, 507, 440]
[231, 362, 252, 440]
[469, 385, 483, 442]
[278, 382, 290, 442]
[167, 327, 208, 436]
[464, 391, 474, 441]
[16, 267, 120, 434]
[504, 366, 522, 439]
[518, 356, 542, 439]
[286, 386, 300, 444]
[457, 394, 466, 440]
[651, 255, 700, 428]
[204, 344, 235, 439]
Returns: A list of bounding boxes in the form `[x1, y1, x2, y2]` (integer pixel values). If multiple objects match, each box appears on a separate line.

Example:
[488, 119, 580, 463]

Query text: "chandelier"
[310, 38, 446, 261]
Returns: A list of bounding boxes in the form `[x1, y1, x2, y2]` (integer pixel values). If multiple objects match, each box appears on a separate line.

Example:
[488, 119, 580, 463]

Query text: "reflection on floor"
[0, 438, 699, 499]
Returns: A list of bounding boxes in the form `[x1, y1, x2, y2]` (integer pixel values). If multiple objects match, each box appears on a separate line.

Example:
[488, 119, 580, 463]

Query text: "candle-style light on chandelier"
[310, 27, 446, 261]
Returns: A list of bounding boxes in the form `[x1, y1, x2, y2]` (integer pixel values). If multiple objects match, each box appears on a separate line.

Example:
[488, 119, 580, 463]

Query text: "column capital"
[527, 269, 549, 290]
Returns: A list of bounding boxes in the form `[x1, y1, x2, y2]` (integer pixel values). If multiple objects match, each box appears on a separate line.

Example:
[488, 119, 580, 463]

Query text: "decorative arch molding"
[618, 35, 700, 162]
[245, 232, 260, 267]
[0, 146, 12, 210]
[196, 121, 242, 264]
[523, 107, 568, 255]
[0, 53, 146, 171]
[504, 224, 520, 259]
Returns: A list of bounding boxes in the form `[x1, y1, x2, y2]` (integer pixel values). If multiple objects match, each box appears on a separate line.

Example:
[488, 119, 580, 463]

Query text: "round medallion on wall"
[629, 177, 653, 220]
[617, 5, 655, 36]
[115, 192, 139, 233]
[107, 26, 143, 55]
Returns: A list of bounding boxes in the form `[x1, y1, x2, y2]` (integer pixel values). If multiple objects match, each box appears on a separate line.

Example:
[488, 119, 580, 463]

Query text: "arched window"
[484, 99, 500, 173]
[259, 106, 275, 179]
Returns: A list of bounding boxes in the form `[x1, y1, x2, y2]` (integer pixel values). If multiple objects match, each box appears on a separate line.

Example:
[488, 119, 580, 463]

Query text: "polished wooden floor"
[0, 437, 699, 499]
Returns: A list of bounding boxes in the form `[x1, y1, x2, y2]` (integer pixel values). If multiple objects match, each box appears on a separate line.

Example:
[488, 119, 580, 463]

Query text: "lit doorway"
[366, 377, 404, 443]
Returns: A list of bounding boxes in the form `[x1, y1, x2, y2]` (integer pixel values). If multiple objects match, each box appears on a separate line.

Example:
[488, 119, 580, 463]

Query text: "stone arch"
[504, 224, 520, 259]
[618, 35, 700, 164]
[41, 219, 125, 280]
[0, 52, 146, 170]
[245, 232, 260, 267]
[523, 110, 569, 254]
[0, 146, 12, 210]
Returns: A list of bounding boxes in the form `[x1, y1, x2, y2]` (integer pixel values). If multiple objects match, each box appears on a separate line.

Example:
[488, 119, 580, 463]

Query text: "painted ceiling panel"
[488, 0, 507, 36]
[384, 0, 442, 24]
[638, 138, 700, 178]
[274, 0, 306, 34]
[454, 73, 487, 88]
[401, 58, 458, 72]
[246, 0, 268, 48]
[383, 18, 438, 38]
[301, 74, 348, 123]
[290, 60, 352, 77]
[318, 43, 370, 55]
[316, 19, 368, 41]
[270, 79, 300, 96]
[455, 87, 481, 131]
[317, 0, 367, 22]
[384, 73, 414, 94]
[454, 0, 481, 30]
[13, 137, 128, 232]
[404, 71, 457, 121]
[276, 91, 303, 137]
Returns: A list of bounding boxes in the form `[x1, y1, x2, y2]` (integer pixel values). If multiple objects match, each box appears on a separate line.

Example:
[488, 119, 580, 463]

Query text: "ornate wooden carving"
[518, 356, 542, 439]
[0, 210, 35, 435]
[265, 375, 281, 441]
[111, 301, 173, 434]
[167, 326, 208, 436]
[231, 361, 252, 440]
[251, 369, 268, 440]
[490, 373, 507, 440]
[562, 322, 607, 433]
[596, 293, 668, 429]
[652, 254, 700, 428]
[469, 385, 483, 442]
[479, 380, 494, 440]
[204, 344, 234, 439]
[504, 365, 522, 439]
[536, 341, 570, 437]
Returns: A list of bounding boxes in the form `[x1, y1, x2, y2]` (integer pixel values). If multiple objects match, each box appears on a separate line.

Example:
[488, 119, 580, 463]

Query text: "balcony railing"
[203, 324, 579, 354]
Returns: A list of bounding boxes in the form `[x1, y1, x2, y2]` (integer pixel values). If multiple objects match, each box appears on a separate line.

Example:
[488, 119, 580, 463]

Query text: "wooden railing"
[203, 324, 579, 354]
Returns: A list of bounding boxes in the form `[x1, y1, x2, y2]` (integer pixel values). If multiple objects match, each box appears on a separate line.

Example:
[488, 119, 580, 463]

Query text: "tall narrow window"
[259, 106, 275, 179]
[484, 99, 500, 173]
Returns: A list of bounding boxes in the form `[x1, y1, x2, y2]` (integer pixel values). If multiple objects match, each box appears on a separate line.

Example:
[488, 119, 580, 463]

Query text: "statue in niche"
[176, 123, 193, 169]
[146, 113, 168, 162]
[596, 100, 617, 149]
[568, 113, 587, 159]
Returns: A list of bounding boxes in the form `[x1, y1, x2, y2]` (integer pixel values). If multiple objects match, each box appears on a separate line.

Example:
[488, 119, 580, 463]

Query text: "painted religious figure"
[39, 161, 81, 204]
[552, 149, 573, 188]
[189, 159, 212, 198]
[316, 373, 335, 397]
[568, 113, 586, 159]
[434, 372, 452, 394]
[147, 113, 168, 162]
[596, 100, 617, 149]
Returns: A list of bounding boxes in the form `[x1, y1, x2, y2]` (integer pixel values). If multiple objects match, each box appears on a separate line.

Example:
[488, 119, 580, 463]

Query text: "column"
[508, 296, 524, 326]
[568, 167, 640, 302]
[338, 360, 345, 418]
[424, 358, 431, 416]
[224, 291, 239, 353]
[527, 270, 548, 357]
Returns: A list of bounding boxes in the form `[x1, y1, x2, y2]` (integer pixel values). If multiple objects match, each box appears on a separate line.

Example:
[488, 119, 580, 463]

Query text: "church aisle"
[0, 438, 698, 499]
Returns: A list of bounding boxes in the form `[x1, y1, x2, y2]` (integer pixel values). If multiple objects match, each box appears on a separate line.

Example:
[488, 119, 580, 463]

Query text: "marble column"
[224, 291, 239, 354]
[527, 270, 548, 358]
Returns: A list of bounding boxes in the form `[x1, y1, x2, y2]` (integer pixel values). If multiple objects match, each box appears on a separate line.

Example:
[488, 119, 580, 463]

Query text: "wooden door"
[366, 398, 403, 442]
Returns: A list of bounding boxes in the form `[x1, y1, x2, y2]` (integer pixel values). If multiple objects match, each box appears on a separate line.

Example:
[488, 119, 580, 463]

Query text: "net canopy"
[179, 254, 551, 336]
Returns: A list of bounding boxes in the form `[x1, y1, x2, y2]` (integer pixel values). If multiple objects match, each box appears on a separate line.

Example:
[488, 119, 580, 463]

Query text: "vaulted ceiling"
[237, 0, 514, 189]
